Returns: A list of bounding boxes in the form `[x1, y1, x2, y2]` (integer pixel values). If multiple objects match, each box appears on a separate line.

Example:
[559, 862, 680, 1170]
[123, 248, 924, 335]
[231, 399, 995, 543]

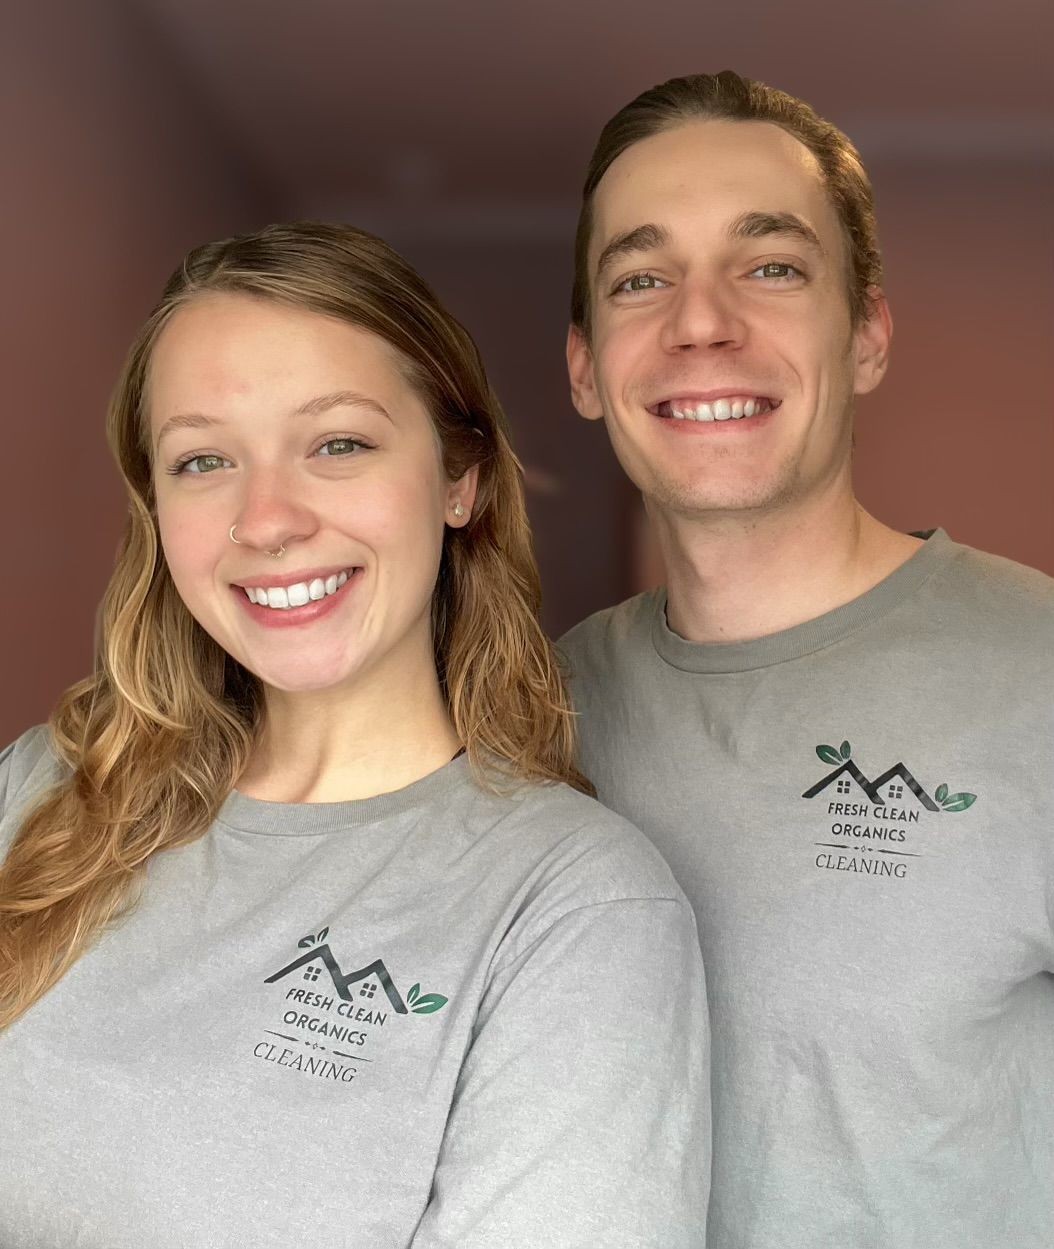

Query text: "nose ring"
[230, 525, 284, 557]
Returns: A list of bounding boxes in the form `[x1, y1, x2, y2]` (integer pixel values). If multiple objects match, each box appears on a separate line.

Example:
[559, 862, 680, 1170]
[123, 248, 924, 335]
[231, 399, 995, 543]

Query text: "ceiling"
[138, 0, 1053, 229]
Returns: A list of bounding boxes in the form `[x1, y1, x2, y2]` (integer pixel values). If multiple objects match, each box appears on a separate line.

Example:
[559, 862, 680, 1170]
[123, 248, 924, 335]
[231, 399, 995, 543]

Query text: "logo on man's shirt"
[252, 927, 449, 1088]
[801, 739, 977, 882]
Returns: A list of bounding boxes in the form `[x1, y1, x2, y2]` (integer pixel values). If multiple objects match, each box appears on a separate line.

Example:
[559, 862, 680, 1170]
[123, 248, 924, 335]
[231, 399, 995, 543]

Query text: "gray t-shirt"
[0, 729, 710, 1248]
[560, 529, 1054, 1249]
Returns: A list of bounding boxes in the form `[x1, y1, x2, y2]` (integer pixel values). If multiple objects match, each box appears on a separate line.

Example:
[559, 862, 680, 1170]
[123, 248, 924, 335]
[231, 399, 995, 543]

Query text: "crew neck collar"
[651, 528, 957, 674]
[215, 752, 474, 837]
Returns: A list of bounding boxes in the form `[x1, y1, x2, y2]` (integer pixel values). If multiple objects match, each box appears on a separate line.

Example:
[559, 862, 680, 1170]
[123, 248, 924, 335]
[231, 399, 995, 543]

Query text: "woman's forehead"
[146, 293, 422, 434]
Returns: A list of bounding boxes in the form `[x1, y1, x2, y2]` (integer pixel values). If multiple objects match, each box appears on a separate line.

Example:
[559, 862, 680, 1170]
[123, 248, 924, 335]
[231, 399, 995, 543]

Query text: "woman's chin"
[241, 655, 364, 697]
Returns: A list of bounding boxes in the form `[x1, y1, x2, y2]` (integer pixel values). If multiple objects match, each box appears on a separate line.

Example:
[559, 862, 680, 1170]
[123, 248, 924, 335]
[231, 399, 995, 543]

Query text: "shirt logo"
[252, 927, 449, 1087]
[800, 739, 977, 881]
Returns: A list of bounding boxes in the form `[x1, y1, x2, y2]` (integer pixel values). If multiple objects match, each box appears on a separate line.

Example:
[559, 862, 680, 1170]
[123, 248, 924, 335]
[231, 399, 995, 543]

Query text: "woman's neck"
[236, 649, 461, 804]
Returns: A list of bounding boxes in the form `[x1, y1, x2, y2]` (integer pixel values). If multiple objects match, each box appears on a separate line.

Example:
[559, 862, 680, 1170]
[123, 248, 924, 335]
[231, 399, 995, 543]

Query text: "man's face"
[567, 119, 890, 519]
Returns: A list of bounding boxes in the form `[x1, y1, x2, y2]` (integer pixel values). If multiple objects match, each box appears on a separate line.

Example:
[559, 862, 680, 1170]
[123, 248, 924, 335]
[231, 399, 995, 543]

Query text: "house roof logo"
[265, 928, 448, 1015]
[802, 740, 977, 812]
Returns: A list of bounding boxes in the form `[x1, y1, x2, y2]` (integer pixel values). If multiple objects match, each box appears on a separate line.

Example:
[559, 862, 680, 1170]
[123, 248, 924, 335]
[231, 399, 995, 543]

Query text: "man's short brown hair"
[571, 70, 882, 336]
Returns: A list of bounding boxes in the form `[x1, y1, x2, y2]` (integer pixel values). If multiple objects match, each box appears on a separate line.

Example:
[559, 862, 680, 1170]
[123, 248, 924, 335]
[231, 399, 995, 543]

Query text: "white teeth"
[664, 396, 771, 422]
[244, 570, 354, 610]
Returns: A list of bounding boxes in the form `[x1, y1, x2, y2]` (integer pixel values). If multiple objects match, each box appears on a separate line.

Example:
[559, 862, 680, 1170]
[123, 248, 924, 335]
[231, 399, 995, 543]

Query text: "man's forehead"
[590, 118, 833, 258]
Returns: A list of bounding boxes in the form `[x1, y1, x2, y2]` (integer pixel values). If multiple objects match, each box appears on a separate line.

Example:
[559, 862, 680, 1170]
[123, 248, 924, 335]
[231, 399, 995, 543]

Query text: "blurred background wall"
[3, 0, 1051, 742]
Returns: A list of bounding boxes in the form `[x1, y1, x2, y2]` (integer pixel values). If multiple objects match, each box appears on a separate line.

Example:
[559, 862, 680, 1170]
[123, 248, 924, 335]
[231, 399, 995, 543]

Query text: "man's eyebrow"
[155, 390, 393, 445]
[728, 211, 824, 253]
[594, 223, 672, 282]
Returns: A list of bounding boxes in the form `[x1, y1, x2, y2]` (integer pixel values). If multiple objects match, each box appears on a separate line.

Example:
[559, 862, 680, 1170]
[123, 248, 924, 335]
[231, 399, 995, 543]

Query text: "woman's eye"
[171, 453, 230, 476]
[750, 262, 803, 281]
[316, 437, 366, 457]
[614, 272, 667, 295]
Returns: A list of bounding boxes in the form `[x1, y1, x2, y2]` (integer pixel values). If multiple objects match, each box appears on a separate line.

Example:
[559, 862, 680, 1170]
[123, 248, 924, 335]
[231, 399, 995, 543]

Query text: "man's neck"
[654, 488, 923, 645]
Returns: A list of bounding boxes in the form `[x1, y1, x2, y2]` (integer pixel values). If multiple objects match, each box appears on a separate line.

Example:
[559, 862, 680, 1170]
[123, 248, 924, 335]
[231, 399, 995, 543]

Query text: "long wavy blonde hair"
[0, 222, 589, 1029]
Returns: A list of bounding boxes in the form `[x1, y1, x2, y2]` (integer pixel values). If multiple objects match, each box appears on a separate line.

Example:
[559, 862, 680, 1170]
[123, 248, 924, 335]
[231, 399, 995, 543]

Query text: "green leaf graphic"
[941, 793, 976, 812]
[298, 935, 315, 949]
[411, 994, 448, 1014]
[935, 783, 949, 803]
[317, 926, 329, 943]
[407, 983, 421, 1005]
[816, 745, 841, 766]
[839, 740, 852, 760]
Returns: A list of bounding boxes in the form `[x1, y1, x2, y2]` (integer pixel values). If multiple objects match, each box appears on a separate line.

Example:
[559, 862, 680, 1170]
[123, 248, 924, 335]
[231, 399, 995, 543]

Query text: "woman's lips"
[233, 568, 362, 628]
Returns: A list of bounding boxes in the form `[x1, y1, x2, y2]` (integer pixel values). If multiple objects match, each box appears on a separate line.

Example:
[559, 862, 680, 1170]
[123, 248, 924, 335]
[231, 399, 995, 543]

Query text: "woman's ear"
[446, 462, 480, 527]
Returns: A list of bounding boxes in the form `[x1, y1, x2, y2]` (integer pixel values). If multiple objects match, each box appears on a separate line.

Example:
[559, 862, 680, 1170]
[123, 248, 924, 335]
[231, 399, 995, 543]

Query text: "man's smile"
[648, 394, 782, 423]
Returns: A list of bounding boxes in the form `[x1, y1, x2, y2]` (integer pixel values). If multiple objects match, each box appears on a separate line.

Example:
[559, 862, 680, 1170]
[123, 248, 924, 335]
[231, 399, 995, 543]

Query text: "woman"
[0, 224, 709, 1246]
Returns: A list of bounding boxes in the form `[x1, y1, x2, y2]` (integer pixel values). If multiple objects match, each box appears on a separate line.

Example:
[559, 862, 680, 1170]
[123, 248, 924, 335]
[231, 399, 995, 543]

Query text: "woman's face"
[149, 292, 475, 695]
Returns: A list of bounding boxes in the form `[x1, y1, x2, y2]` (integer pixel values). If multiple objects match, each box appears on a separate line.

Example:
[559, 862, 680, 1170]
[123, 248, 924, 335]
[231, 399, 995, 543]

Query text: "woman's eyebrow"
[155, 390, 393, 446]
[292, 390, 393, 423]
[155, 411, 222, 445]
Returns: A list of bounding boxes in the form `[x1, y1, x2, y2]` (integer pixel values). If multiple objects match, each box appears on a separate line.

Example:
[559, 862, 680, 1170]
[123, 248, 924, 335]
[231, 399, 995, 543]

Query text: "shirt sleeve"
[410, 895, 710, 1248]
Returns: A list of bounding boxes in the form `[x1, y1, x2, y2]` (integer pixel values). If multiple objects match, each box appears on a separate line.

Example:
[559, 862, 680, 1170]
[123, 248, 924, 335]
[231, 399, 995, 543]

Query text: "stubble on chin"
[643, 444, 805, 521]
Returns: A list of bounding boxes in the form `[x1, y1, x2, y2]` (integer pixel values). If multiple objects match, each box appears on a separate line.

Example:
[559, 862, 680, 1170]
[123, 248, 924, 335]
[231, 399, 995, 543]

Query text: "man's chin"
[647, 476, 795, 519]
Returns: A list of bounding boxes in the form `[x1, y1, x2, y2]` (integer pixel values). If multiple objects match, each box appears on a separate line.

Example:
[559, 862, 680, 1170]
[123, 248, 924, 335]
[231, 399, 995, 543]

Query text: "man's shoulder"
[937, 540, 1054, 633]
[558, 590, 660, 672]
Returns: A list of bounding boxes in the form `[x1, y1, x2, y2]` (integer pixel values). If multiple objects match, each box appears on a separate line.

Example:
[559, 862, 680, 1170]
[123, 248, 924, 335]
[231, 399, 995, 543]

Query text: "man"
[560, 71, 1053, 1248]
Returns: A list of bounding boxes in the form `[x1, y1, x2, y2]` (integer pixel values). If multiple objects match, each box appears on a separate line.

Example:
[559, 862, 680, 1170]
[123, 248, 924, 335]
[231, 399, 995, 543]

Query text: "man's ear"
[853, 287, 893, 396]
[566, 323, 605, 421]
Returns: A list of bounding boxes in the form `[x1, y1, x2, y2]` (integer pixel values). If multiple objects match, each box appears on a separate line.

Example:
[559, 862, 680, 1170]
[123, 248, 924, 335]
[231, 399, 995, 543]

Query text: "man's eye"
[615, 272, 667, 295]
[750, 262, 803, 281]
[316, 438, 366, 457]
[171, 454, 229, 476]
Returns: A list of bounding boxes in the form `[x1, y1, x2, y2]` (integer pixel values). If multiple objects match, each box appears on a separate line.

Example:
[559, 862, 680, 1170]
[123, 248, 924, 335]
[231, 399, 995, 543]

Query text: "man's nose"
[659, 280, 746, 354]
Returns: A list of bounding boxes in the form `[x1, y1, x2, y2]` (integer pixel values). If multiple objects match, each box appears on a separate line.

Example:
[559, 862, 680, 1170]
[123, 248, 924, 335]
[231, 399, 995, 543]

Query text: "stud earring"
[452, 502, 465, 519]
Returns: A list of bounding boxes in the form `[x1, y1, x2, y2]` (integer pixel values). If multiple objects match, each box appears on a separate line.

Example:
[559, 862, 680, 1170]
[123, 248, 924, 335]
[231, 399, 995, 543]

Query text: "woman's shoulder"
[464, 773, 687, 910]
[460, 778, 700, 1000]
[0, 725, 67, 831]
